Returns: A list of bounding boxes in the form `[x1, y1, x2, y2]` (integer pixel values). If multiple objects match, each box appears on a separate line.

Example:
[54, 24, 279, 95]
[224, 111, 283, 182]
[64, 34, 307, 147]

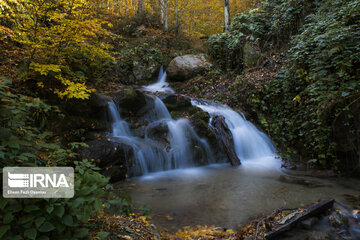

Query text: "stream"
[110, 67, 360, 236]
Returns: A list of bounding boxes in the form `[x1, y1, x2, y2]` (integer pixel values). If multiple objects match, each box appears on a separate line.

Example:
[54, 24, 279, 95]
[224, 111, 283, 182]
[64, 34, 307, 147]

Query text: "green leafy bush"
[208, 0, 360, 172]
[257, 0, 360, 171]
[208, 0, 315, 70]
[115, 41, 165, 84]
[0, 161, 109, 240]
[0, 78, 129, 239]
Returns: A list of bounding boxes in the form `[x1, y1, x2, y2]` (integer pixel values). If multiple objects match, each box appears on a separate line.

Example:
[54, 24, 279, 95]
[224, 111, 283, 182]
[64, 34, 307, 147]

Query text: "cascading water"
[191, 99, 276, 166]
[107, 100, 131, 137]
[106, 95, 213, 176]
[108, 64, 278, 177]
[144, 96, 214, 168]
[107, 100, 169, 176]
[142, 66, 174, 93]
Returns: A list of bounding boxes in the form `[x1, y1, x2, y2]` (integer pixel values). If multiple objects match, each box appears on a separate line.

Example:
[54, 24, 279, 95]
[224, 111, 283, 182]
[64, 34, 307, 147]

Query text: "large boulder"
[81, 139, 134, 182]
[167, 54, 212, 81]
[243, 42, 261, 68]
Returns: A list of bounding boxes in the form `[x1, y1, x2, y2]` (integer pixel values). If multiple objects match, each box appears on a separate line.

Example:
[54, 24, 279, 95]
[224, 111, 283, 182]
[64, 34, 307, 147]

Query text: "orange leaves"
[162, 225, 238, 240]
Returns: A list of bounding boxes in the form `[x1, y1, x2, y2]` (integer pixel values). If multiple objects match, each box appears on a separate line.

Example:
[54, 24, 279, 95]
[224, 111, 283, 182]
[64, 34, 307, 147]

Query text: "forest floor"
[90, 195, 360, 240]
[173, 53, 284, 120]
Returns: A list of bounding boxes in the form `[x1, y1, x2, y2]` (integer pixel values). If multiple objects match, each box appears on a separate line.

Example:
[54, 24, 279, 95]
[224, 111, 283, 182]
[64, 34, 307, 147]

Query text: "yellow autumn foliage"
[1, 0, 113, 99]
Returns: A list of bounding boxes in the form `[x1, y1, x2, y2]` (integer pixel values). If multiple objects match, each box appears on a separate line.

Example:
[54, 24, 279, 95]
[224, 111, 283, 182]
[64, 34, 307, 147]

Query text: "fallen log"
[265, 199, 335, 239]
[212, 115, 241, 166]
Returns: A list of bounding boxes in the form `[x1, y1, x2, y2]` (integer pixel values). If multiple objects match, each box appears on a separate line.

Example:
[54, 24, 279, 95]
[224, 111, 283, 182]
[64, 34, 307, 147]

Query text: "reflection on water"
[117, 161, 360, 233]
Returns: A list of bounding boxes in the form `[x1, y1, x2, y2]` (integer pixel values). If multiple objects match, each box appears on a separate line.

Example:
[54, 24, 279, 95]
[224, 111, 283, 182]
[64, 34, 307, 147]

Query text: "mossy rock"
[189, 108, 217, 148]
[161, 94, 192, 111]
[114, 88, 147, 117]
[243, 42, 261, 68]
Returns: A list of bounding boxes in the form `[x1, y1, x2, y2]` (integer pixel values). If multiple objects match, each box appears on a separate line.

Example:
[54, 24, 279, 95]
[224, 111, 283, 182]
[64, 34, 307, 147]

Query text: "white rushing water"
[107, 100, 169, 175]
[191, 99, 277, 168]
[142, 66, 174, 93]
[107, 96, 213, 176]
[144, 95, 214, 169]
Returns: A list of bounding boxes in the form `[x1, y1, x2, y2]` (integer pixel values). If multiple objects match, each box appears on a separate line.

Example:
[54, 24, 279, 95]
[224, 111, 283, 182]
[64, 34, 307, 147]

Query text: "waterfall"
[106, 96, 213, 176]
[106, 65, 277, 176]
[191, 99, 276, 162]
[107, 101, 131, 137]
[144, 96, 214, 168]
[142, 66, 174, 93]
[107, 101, 169, 176]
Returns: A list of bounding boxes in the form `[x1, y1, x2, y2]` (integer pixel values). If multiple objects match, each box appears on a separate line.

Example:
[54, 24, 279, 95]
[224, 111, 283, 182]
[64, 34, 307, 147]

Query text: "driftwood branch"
[265, 199, 334, 239]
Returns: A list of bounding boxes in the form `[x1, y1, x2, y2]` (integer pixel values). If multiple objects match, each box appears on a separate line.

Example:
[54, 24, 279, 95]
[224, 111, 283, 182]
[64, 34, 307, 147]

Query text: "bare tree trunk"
[132, 0, 137, 15]
[160, 0, 168, 31]
[137, 0, 145, 15]
[175, 0, 179, 34]
[224, 0, 230, 31]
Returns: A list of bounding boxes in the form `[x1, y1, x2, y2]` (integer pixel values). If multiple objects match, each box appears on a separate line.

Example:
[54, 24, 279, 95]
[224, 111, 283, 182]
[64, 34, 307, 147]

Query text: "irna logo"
[3, 167, 74, 198]
[7, 172, 69, 188]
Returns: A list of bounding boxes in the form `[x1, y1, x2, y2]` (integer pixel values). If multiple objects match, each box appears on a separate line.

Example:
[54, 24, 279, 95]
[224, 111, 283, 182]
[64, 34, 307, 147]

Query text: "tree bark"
[163, 0, 168, 31]
[137, 0, 145, 14]
[224, 0, 230, 31]
[132, 0, 137, 15]
[175, 0, 179, 34]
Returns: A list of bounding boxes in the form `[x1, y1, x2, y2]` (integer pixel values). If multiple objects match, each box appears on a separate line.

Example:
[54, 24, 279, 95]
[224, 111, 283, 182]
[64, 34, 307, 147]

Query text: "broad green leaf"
[74, 228, 89, 238]
[35, 217, 45, 228]
[62, 215, 73, 226]
[24, 228, 37, 240]
[3, 212, 14, 224]
[24, 205, 40, 212]
[0, 197, 8, 210]
[96, 231, 110, 239]
[45, 204, 54, 214]
[38, 222, 55, 232]
[0, 225, 10, 238]
[18, 214, 36, 224]
[54, 205, 65, 218]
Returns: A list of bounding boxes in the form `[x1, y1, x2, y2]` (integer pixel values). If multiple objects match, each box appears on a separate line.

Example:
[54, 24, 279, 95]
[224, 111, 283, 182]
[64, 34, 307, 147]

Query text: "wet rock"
[161, 93, 192, 111]
[167, 54, 212, 81]
[243, 42, 261, 68]
[114, 88, 147, 117]
[307, 231, 329, 240]
[279, 174, 328, 188]
[212, 115, 241, 166]
[81, 139, 133, 182]
[189, 108, 217, 149]
[145, 122, 170, 149]
[301, 217, 319, 229]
